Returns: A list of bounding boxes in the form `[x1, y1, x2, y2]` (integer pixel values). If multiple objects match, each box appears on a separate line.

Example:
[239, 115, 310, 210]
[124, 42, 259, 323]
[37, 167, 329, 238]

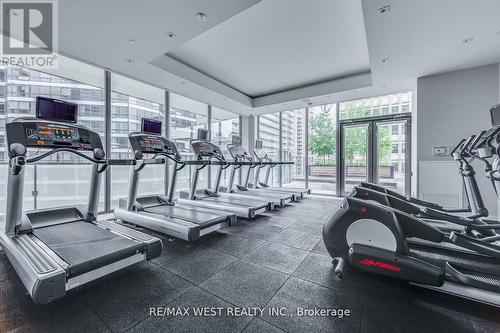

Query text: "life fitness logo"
[359, 258, 401, 272]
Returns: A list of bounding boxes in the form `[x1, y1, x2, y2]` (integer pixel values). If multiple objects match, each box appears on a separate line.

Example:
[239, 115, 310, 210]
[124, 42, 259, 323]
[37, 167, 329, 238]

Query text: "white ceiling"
[55, 0, 260, 112]
[363, 0, 500, 86]
[166, 0, 370, 97]
[11, 0, 500, 116]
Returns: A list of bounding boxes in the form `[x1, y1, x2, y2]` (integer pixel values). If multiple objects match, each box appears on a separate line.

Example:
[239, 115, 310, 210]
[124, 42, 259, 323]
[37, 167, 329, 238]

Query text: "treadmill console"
[191, 141, 225, 161]
[227, 144, 249, 161]
[253, 149, 269, 162]
[128, 133, 181, 160]
[6, 119, 102, 157]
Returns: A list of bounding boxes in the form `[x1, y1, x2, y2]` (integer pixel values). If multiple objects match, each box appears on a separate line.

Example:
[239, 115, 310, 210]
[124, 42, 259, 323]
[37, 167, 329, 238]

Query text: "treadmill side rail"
[1, 233, 66, 304]
[96, 218, 163, 258]
[113, 209, 200, 242]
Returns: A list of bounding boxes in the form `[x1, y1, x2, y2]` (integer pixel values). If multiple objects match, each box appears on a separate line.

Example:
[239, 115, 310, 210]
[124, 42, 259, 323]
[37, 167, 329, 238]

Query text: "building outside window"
[170, 93, 208, 195]
[110, 74, 166, 209]
[258, 113, 280, 186]
[210, 107, 239, 189]
[0, 61, 105, 220]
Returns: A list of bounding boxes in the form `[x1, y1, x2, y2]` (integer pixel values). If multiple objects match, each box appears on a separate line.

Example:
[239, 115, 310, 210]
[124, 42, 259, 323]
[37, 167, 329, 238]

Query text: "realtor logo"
[1, 0, 58, 67]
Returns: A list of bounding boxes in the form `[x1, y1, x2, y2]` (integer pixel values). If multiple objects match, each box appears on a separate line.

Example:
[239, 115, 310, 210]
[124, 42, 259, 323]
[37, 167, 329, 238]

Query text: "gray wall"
[417, 63, 500, 215]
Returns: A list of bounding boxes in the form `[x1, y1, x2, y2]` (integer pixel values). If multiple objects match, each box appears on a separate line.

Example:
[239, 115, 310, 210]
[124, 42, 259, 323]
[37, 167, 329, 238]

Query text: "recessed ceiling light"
[125, 58, 134, 63]
[166, 32, 176, 38]
[196, 12, 207, 22]
[377, 5, 390, 15]
[128, 39, 136, 44]
[381, 58, 389, 63]
[463, 37, 474, 44]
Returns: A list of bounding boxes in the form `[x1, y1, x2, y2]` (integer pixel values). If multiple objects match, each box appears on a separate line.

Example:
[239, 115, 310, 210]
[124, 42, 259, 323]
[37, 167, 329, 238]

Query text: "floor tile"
[242, 318, 285, 333]
[200, 261, 288, 308]
[269, 225, 322, 251]
[128, 287, 251, 333]
[311, 239, 329, 256]
[262, 277, 363, 333]
[162, 247, 238, 284]
[242, 242, 309, 274]
[82, 262, 192, 332]
[196, 230, 265, 258]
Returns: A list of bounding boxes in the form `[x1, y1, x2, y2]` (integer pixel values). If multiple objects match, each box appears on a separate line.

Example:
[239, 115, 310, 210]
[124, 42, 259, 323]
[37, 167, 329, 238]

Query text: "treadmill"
[177, 130, 270, 218]
[220, 136, 293, 206]
[252, 140, 310, 199]
[0, 98, 161, 304]
[114, 119, 235, 241]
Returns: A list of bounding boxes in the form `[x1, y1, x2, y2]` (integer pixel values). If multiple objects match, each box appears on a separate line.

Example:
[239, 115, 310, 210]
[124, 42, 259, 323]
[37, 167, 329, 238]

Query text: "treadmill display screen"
[197, 142, 214, 155]
[141, 136, 163, 151]
[36, 97, 78, 123]
[141, 118, 162, 135]
[35, 124, 79, 142]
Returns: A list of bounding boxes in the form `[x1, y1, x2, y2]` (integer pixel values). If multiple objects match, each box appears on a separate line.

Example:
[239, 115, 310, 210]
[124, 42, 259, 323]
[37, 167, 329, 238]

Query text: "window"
[258, 113, 281, 186]
[308, 104, 337, 195]
[110, 74, 165, 208]
[282, 109, 305, 189]
[340, 91, 412, 120]
[391, 125, 398, 135]
[170, 93, 208, 195]
[0, 62, 105, 221]
[392, 144, 399, 153]
[210, 107, 239, 188]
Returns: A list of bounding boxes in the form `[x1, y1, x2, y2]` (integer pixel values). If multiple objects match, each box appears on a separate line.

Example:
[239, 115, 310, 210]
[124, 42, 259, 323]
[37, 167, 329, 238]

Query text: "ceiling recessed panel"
[167, 0, 370, 97]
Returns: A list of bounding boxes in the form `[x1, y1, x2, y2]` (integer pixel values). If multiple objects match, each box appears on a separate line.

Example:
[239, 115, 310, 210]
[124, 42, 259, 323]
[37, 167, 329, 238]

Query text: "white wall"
[417, 63, 500, 215]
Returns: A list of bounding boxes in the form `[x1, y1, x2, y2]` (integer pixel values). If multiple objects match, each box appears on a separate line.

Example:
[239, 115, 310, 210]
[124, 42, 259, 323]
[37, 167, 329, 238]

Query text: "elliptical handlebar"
[451, 138, 467, 158]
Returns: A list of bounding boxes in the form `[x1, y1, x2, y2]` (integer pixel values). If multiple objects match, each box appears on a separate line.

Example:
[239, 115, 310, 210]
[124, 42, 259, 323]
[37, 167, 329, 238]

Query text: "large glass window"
[258, 113, 281, 186]
[210, 107, 240, 188]
[110, 74, 166, 209]
[0, 61, 105, 221]
[282, 109, 305, 188]
[339, 92, 411, 195]
[308, 104, 337, 195]
[170, 93, 208, 195]
[340, 92, 412, 120]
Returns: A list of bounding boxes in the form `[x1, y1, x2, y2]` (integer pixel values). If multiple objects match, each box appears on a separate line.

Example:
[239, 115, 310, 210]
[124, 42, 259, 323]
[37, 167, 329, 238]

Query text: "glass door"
[375, 120, 410, 195]
[340, 123, 369, 194]
[339, 115, 411, 196]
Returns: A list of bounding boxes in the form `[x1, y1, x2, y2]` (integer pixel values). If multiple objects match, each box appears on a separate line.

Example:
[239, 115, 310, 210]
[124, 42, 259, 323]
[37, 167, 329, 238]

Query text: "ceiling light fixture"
[167, 32, 176, 38]
[381, 58, 389, 63]
[463, 37, 474, 44]
[128, 39, 136, 44]
[196, 12, 207, 22]
[377, 5, 390, 15]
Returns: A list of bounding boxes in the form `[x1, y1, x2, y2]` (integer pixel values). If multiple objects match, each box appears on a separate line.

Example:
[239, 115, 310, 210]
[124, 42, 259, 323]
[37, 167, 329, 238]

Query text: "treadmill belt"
[33, 221, 143, 277]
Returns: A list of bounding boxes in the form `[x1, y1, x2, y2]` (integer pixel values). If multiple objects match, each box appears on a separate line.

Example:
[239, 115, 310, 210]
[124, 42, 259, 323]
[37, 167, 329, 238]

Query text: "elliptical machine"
[323, 104, 500, 306]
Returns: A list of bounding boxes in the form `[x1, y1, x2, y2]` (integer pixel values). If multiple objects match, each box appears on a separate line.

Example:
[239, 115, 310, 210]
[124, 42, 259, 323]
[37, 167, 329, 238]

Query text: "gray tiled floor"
[1, 196, 499, 333]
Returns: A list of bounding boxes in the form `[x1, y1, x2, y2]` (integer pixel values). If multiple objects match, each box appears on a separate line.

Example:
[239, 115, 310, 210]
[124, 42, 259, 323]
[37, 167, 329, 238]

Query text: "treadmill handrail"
[26, 148, 105, 164]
